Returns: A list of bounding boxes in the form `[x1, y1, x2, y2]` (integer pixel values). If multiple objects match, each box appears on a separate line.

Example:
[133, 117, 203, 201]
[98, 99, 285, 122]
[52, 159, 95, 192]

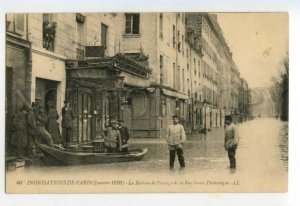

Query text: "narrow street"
[7, 118, 288, 192]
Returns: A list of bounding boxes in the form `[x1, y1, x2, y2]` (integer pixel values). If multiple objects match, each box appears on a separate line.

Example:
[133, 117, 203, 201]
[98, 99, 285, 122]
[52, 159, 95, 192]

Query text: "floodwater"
[6, 118, 288, 192]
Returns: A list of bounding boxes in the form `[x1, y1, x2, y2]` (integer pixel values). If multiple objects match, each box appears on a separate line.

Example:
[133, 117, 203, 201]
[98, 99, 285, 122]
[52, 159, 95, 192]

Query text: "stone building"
[6, 13, 31, 152]
[5, 12, 251, 146]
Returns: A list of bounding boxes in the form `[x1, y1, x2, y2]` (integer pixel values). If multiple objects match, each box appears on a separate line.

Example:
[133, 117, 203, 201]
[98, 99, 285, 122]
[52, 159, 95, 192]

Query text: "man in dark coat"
[119, 120, 129, 144]
[26, 104, 37, 157]
[61, 100, 74, 147]
[11, 105, 28, 158]
[118, 120, 130, 152]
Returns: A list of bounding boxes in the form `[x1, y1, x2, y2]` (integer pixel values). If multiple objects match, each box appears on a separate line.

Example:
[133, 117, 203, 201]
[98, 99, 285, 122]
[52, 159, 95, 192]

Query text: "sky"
[216, 13, 289, 88]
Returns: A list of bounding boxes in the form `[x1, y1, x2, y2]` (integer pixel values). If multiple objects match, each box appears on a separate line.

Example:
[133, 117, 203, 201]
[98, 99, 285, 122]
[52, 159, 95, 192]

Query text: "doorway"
[35, 78, 59, 111]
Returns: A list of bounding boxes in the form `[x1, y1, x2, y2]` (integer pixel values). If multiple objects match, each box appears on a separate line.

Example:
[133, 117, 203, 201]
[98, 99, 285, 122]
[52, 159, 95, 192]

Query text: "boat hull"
[37, 144, 148, 165]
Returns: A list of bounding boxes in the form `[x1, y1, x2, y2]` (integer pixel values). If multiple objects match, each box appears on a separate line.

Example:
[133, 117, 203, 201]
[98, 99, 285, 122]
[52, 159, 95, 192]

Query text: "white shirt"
[166, 124, 186, 145]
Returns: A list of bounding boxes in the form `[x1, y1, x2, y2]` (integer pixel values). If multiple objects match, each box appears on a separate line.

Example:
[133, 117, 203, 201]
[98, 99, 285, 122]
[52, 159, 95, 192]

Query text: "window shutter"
[132, 14, 139, 34]
[15, 14, 25, 35]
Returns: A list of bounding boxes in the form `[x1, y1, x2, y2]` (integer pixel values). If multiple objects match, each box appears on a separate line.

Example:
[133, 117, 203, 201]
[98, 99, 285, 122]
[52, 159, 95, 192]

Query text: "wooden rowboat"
[37, 144, 148, 165]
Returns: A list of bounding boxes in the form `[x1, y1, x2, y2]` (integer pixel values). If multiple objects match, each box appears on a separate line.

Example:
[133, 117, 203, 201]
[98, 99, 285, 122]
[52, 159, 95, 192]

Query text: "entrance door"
[71, 89, 94, 143]
[35, 78, 58, 111]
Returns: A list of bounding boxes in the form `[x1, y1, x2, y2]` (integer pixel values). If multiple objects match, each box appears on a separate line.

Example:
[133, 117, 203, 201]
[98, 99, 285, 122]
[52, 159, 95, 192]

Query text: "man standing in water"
[166, 115, 186, 170]
[224, 115, 239, 169]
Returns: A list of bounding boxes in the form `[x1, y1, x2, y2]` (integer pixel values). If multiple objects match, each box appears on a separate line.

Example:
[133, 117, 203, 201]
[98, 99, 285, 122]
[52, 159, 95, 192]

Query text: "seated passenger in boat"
[104, 120, 122, 153]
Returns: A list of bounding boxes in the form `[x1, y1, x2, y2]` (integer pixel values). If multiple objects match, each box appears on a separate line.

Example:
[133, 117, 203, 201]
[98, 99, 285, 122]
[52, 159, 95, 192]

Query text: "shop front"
[65, 67, 124, 143]
[65, 54, 151, 143]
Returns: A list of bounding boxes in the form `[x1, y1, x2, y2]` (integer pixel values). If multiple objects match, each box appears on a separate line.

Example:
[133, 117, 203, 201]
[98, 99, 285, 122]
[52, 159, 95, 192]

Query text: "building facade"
[5, 12, 252, 147]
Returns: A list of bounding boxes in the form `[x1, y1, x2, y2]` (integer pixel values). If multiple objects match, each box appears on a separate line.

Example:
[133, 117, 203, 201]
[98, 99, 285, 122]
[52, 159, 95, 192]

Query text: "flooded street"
[7, 118, 288, 192]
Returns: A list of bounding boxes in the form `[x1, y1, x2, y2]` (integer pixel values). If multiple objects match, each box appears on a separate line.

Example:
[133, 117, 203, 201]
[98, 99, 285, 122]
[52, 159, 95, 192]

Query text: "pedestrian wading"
[166, 115, 186, 170]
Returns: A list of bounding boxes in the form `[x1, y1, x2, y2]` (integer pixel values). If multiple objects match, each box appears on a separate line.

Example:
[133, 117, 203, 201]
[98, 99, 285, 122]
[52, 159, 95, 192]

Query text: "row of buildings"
[5, 12, 251, 146]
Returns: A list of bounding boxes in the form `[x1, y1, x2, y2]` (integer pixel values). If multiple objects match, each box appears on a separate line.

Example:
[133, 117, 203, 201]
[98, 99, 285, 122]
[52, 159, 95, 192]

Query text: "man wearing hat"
[224, 115, 239, 169]
[104, 119, 122, 153]
[61, 100, 74, 147]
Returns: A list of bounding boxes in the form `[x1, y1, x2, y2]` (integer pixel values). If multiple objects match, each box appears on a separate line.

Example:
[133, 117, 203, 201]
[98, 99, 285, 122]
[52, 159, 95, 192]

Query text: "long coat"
[27, 109, 36, 136]
[61, 106, 74, 129]
[11, 110, 28, 157]
[47, 108, 61, 144]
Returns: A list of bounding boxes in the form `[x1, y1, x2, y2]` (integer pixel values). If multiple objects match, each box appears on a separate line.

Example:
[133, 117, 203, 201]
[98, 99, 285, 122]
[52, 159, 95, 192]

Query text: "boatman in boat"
[104, 120, 122, 153]
[118, 120, 130, 152]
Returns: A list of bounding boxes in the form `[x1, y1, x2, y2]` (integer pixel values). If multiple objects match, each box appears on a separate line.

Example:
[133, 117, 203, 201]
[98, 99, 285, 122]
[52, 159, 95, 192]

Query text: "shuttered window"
[15, 14, 25, 35]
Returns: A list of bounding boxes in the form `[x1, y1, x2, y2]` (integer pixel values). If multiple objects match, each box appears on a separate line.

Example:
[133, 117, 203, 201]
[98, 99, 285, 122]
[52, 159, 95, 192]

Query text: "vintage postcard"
[5, 12, 288, 193]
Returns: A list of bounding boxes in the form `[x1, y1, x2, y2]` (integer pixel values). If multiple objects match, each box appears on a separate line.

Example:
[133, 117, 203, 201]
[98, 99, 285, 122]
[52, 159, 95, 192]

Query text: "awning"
[162, 88, 188, 100]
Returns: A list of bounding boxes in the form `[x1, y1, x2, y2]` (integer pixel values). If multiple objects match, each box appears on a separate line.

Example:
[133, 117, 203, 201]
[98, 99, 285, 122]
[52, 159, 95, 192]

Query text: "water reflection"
[8, 118, 288, 178]
[279, 121, 288, 171]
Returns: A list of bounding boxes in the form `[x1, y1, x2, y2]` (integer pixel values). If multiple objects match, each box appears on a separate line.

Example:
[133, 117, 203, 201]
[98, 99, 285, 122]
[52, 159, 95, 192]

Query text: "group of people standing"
[10, 99, 74, 159]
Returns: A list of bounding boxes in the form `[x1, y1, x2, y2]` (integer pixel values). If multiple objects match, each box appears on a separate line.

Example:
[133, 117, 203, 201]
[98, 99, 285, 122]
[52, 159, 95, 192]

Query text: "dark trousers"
[227, 145, 237, 168]
[62, 127, 72, 146]
[27, 134, 35, 156]
[169, 147, 185, 168]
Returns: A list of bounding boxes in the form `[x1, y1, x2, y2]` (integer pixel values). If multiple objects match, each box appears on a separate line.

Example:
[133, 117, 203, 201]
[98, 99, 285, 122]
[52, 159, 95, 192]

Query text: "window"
[160, 55, 164, 84]
[182, 68, 185, 92]
[182, 35, 184, 55]
[177, 30, 181, 52]
[75, 15, 85, 59]
[194, 58, 196, 75]
[15, 14, 25, 35]
[177, 66, 180, 90]
[198, 60, 201, 77]
[101, 23, 108, 49]
[125, 13, 140, 34]
[172, 25, 176, 48]
[43, 13, 56, 51]
[159, 13, 163, 39]
[173, 63, 176, 88]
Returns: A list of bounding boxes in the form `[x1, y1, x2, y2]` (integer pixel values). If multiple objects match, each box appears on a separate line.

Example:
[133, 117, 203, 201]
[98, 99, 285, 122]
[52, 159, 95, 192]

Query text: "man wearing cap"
[166, 115, 186, 170]
[61, 100, 74, 147]
[104, 120, 122, 153]
[224, 115, 239, 169]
